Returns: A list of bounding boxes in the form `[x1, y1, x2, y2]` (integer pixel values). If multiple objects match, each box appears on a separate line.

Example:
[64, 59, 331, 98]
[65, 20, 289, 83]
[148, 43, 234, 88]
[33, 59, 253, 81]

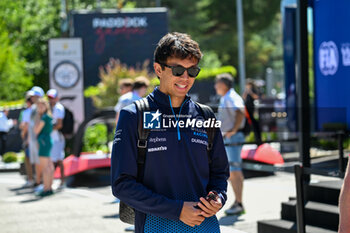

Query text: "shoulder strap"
[195, 102, 216, 164]
[134, 98, 151, 182]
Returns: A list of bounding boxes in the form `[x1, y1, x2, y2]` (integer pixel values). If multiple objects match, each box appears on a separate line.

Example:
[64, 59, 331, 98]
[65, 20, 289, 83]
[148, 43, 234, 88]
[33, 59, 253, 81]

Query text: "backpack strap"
[195, 102, 216, 164]
[134, 98, 151, 182]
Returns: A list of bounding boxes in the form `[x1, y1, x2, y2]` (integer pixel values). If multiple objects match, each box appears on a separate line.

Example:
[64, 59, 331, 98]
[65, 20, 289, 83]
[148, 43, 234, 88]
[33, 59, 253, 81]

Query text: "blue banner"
[314, 0, 350, 130]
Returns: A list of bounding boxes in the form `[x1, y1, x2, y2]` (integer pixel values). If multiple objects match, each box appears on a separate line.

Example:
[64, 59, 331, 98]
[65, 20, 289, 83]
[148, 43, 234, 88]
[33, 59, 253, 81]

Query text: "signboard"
[71, 8, 168, 88]
[49, 38, 85, 133]
[314, 0, 350, 130]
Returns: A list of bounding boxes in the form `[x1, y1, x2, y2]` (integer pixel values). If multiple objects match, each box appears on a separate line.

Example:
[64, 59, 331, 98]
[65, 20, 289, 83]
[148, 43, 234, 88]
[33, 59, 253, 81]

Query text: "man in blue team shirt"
[111, 32, 229, 232]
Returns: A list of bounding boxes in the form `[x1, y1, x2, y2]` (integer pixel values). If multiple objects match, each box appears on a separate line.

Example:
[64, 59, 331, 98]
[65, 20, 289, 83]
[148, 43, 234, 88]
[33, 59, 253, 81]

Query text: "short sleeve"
[53, 104, 65, 120]
[22, 109, 31, 123]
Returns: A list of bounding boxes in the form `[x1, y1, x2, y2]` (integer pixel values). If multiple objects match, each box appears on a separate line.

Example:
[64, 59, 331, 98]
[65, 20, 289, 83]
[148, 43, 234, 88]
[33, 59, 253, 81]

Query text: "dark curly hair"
[154, 32, 203, 66]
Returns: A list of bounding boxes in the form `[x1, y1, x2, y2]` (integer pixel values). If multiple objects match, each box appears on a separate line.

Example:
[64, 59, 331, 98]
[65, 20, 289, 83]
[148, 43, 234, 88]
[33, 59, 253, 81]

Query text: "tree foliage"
[0, 24, 32, 101]
[131, 0, 282, 78]
[0, 0, 61, 91]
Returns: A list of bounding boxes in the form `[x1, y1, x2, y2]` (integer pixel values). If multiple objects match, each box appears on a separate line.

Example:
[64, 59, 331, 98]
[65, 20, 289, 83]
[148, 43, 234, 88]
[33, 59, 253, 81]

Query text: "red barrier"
[54, 153, 111, 178]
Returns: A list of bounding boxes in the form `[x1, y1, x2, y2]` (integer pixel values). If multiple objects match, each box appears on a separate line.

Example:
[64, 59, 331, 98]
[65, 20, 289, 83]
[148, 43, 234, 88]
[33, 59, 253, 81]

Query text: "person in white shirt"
[215, 73, 246, 216]
[47, 89, 66, 187]
[0, 108, 14, 157]
[114, 76, 150, 124]
[19, 90, 35, 187]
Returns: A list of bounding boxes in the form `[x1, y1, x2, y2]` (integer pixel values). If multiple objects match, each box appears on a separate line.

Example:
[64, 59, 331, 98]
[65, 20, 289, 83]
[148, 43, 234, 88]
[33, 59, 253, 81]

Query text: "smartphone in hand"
[194, 191, 219, 209]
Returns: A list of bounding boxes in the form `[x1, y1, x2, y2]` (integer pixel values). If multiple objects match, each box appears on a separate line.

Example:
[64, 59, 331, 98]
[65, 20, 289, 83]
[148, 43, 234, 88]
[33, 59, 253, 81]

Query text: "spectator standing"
[215, 73, 246, 216]
[47, 89, 66, 188]
[0, 108, 14, 157]
[19, 91, 35, 187]
[243, 79, 262, 145]
[114, 77, 149, 124]
[34, 98, 54, 197]
[28, 86, 44, 188]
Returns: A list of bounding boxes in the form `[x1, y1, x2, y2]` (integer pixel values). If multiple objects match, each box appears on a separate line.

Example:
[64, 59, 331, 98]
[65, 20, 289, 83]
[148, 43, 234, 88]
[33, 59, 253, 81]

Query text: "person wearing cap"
[28, 86, 44, 190]
[47, 89, 66, 187]
[19, 90, 35, 187]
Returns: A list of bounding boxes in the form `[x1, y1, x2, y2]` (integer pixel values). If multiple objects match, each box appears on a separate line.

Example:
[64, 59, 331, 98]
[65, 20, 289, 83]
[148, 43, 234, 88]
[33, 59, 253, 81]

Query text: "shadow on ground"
[218, 215, 243, 226]
[103, 213, 120, 219]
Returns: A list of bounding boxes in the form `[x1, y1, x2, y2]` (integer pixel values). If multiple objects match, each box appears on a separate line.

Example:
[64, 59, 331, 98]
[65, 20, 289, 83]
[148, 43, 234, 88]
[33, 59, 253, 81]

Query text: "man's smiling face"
[155, 56, 198, 99]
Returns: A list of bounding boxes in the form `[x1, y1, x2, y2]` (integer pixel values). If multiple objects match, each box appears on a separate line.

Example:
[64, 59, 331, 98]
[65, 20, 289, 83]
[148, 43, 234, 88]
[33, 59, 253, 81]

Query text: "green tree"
[140, 0, 281, 79]
[0, 0, 61, 90]
[0, 24, 33, 101]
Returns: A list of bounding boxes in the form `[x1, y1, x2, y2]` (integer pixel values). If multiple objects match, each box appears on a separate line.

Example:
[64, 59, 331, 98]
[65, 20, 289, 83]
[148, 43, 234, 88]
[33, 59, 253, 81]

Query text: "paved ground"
[0, 170, 338, 233]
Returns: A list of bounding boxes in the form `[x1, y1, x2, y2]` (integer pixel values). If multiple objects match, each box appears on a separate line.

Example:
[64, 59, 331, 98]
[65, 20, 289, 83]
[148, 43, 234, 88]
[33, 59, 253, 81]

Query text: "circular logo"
[53, 61, 80, 89]
[319, 41, 339, 76]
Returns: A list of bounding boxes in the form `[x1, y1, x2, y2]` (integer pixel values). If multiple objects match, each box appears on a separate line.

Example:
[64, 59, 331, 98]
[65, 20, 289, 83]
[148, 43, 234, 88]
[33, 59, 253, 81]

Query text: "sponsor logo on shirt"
[191, 138, 208, 146]
[149, 137, 167, 143]
[148, 146, 168, 152]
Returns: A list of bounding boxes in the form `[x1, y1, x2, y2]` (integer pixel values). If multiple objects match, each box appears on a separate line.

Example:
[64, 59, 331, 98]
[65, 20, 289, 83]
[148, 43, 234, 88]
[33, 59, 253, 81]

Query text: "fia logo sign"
[341, 44, 350, 67]
[143, 110, 161, 129]
[319, 41, 339, 76]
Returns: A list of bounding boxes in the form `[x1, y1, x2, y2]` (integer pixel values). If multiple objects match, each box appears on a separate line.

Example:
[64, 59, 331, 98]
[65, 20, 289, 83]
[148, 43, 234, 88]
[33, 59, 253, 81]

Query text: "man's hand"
[179, 202, 205, 227]
[224, 130, 237, 139]
[197, 193, 222, 218]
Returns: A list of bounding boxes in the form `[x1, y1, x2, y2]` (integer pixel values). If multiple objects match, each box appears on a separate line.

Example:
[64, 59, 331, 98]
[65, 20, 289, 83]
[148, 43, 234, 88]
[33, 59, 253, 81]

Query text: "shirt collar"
[150, 86, 191, 108]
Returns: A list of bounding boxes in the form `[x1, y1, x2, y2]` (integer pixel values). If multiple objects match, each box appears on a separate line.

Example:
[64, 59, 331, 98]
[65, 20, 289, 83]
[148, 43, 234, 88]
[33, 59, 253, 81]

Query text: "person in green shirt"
[34, 98, 54, 197]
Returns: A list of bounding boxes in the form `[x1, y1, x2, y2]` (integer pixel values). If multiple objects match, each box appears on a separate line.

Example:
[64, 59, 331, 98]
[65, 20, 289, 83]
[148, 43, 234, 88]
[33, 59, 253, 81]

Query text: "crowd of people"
[19, 86, 66, 197]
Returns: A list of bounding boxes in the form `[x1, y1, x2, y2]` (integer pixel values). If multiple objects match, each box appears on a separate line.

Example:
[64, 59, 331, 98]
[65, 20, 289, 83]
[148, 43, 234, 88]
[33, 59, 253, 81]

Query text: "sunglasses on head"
[160, 63, 201, 78]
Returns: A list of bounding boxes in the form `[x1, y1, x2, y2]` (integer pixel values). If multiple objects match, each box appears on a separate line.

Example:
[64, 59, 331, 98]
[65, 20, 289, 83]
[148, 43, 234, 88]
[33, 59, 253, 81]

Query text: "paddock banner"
[71, 8, 168, 88]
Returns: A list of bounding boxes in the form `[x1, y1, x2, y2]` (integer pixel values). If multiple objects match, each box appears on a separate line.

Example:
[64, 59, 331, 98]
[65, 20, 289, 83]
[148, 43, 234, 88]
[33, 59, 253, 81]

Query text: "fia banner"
[314, 0, 350, 130]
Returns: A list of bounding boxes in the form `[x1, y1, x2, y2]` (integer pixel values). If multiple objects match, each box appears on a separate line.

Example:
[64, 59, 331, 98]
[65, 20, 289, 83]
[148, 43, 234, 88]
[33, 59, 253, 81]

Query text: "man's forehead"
[166, 56, 199, 65]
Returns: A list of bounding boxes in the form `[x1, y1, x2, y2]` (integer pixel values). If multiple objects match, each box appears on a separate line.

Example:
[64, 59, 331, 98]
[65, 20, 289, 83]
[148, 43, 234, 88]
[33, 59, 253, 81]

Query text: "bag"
[118, 99, 216, 224]
[119, 98, 151, 225]
[60, 106, 74, 135]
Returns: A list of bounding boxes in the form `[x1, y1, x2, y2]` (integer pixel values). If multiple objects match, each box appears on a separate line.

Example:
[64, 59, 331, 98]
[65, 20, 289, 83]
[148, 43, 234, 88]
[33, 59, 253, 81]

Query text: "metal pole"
[236, 0, 246, 94]
[266, 67, 274, 97]
[156, 0, 161, 7]
[296, 0, 310, 181]
[294, 165, 306, 233]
